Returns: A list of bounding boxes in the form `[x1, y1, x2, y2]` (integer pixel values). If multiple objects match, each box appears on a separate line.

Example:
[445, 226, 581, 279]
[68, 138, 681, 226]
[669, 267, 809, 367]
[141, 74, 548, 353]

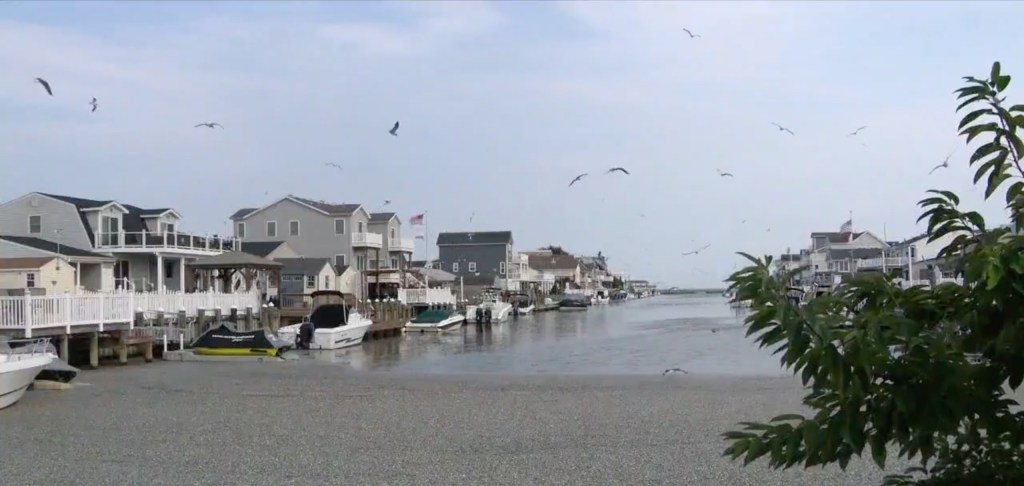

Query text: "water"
[304, 295, 789, 376]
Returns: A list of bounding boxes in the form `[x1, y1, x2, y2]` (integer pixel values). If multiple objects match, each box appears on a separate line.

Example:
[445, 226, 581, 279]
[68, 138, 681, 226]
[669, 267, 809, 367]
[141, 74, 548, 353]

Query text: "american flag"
[409, 213, 425, 225]
[839, 218, 853, 233]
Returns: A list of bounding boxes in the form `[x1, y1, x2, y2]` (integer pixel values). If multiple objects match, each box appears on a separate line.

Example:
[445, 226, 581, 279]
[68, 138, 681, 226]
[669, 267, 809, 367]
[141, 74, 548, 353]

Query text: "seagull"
[682, 28, 700, 39]
[89, 97, 98, 112]
[606, 167, 630, 175]
[569, 173, 588, 187]
[194, 122, 223, 129]
[771, 122, 795, 135]
[929, 153, 953, 175]
[663, 368, 688, 375]
[35, 77, 53, 96]
[741, 219, 747, 224]
[383, 200, 391, 206]
[389, 121, 400, 136]
[469, 212, 475, 223]
[325, 162, 342, 170]
[681, 243, 711, 256]
[848, 126, 867, 136]
[717, 169, 734, 177]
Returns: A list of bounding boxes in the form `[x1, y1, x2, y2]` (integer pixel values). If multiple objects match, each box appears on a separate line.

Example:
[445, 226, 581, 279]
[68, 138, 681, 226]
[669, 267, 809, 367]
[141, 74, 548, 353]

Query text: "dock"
[534, 303, 559, 312]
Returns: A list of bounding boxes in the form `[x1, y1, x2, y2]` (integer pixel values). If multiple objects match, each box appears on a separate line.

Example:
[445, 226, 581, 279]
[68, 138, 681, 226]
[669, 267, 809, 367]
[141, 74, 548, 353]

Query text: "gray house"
[436, 231, 514, 291]
[0, 192, 238, 292]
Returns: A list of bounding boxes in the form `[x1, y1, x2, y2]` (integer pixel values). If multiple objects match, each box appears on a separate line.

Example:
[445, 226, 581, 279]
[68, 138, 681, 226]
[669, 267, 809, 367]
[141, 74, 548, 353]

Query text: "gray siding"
[234, 198, 365, 266]
[0, 194, 94, 250]
[0, 240, 51, 258]
[437, 243, 509, 282]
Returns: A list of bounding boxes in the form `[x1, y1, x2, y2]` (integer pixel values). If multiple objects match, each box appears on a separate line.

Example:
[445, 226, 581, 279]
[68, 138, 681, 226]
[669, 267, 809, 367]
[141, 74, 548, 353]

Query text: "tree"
[721, 62, 1024, 485]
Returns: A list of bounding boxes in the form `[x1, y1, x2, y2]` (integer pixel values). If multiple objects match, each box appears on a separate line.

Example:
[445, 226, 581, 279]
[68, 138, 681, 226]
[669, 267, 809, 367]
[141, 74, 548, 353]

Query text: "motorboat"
[508, 293, 535, 317]
[610, 290, 628, 302]
[466, 288, 513, 324]
[0, 337, 78, 383]
[0, 338, 54, 410]
[278, 291, 372, 350]
[192, 322, 290, 357]
[558, 296, 589, 311]
[405, 305, 466, 332]
[592, 290, 611, 305]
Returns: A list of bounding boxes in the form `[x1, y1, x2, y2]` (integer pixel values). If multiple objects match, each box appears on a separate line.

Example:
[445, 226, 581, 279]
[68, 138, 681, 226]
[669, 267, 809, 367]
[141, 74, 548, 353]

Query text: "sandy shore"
[1, 362, 905, 485]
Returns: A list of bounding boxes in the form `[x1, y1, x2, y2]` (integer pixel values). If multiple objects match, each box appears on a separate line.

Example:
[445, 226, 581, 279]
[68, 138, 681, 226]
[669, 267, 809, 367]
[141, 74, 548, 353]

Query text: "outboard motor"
[513, 304, 520, 319]
[475, 307, 484, 324]
[484, 308, 492, 324]
[296, 321, 314, 350]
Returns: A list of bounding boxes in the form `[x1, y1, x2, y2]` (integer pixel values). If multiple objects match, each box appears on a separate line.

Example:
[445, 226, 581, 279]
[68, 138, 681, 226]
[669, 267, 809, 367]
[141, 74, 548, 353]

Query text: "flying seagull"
[569, 173, 588, 187]
[469, 212, 475, 223]
[717, 169, 734, 177]
[389, 121, 400, 136]
[663, 368, 688, 375]
[325, 162, 342, 170]
[606, 167, 630, 175]
[848, 126, 867, 136]
[383, 200, 391, 206]
[681, 243, 711, 256]
[929, 153, 952, 175]
[89, 97, 98, 112]
[682, 28, 700, 39]
[194, 122, 223, 129]
[771, 122, 795, 135]
[35, 77, 52, 96]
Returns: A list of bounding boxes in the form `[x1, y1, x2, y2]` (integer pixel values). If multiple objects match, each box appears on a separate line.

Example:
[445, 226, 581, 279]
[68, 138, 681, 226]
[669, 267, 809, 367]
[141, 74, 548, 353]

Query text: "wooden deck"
[366, 319, 405, 340]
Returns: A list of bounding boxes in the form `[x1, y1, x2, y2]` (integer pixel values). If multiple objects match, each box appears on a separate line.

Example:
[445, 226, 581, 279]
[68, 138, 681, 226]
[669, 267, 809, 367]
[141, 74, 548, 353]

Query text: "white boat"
[405, 307, 466, 332]
[592, 290, 611, 305]
[509, 293, 535, 316]
[466, 289, 513, 324]
[278, 291, 373, 350]
[0, 339, 54, 410]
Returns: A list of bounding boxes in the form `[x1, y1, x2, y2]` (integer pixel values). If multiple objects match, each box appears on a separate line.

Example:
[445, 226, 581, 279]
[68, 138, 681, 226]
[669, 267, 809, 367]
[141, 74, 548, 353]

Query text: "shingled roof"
[436, 231, 513, 246]
[230, 196, 362, 221]
[39, 193, 180, 245]
[276, 257, 334, 276]
[811, 232, 864, 243]
[528, 254, 578, 270]
[369, 212, 397, 223]
[240, 241, 287, 258]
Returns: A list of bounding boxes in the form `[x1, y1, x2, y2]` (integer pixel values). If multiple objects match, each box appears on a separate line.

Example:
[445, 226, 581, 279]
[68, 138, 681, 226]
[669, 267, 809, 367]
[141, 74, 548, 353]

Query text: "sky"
[1, 1, 1022, 288]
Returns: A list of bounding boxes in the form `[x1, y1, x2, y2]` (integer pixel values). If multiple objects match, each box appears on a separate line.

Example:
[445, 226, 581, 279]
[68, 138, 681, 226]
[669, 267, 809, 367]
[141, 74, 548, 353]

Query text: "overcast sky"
[1, 1, 1021, 287]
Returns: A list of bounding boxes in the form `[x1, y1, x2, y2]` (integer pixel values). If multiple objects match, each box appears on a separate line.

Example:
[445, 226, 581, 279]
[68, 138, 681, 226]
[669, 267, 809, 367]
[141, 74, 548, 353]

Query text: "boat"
[0, 337, 78, 383]
[277, 291, 372, 350]
[466, 288, 513, 324]
[405, 305, 466, 332]
[508, 293, 535, 316]
[191, 322, 290, 357]
[592, 290, 611, 305]
[558, 296, 589, 311]
[0, 338, 54, 410]
[610, 290, 628, 302]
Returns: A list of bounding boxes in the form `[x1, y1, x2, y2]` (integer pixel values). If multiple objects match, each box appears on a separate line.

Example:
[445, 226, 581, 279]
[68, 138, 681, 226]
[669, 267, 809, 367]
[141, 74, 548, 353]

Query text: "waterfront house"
[0, 256, 76, 294]
[0, 192, 238, 292]
[276, 257, 338, 307]
[436, 231, 521, 296]
[526, 253, 580, 291]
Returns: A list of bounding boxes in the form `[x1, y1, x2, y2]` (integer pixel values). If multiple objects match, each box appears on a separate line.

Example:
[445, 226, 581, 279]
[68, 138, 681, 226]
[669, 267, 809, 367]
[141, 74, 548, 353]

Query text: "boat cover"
[412, 309, 450, 323]
[310, 304, 351, 329]
[191, 322, 285, 353]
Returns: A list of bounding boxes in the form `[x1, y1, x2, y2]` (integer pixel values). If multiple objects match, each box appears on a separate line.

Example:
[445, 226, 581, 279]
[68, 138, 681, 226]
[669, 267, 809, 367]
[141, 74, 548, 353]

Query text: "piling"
[117, 332, 128, 365]
[229, 306, 238, 324]
[197, 308, 207, 333]
[59, 334, 69, 362]
[88, 332, 99, 369]
[244, 306, 254, 330]
[213, 308, 223, 324]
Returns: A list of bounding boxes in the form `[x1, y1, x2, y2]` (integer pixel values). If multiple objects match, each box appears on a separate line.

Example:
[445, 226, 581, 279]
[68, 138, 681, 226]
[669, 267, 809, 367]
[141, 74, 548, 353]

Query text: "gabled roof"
[229, 208, 257, 220]
[188, 251, 283, 269]
[529, 254, 578, 270]
[0, 256, 57, 270]
[412, 267, 456, 282]
[0, 235, 110, 259]
[437, 231, 513, 246]
[334, 264, 351, 275]
[276, 257, 334, 276]
[369, 212, 397, 223]
[230, 196, 362, 221]
[36, 193, 181, 244]
[240, 241, 288, 258]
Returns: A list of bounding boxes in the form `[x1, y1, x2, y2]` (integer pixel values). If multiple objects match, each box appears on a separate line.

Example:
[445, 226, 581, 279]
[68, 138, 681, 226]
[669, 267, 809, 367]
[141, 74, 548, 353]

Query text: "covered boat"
[508, 293, 535, 316]
[558, 295, 589, 311]
[405, 306, 465, 332]
[191, 322, 288, 357]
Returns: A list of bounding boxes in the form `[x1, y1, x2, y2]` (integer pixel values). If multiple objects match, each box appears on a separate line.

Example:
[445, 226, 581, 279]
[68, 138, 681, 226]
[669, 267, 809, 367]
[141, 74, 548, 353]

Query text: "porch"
[111, 253, 197, 293]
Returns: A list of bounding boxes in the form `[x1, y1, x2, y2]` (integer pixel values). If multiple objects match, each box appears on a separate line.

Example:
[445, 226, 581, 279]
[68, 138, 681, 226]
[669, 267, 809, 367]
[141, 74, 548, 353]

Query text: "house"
[801, 231, 888, 281]
[861, 230, 970, 280]
[0, 192, 238, 292]
[275, 257, 338, 307]
[229, 196, 413, 299]
[0, 256, 76, 295]
[577, 255, 612, 288]
[435, 231, 519, 294]
[527, 253, 580, 290]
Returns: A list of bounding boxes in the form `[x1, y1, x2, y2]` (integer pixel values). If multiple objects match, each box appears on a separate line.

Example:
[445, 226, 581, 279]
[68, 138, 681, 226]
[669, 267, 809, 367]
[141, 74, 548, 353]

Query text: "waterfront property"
[0, 192, 239, 293]
[0, 257, 76, 294]
[436, 231, 520, 296]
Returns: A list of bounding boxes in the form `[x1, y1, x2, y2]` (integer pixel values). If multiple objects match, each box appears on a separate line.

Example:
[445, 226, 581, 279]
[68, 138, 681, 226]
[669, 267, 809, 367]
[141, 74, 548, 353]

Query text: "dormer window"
[164, 222, 176, 234]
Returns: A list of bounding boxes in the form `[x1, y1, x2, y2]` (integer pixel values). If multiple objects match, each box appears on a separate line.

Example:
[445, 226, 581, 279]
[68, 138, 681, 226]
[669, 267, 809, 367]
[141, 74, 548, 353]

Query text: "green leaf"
[986, 263, 1003, 290]
[996, 75, 1012, 92]
[870, 433, 888, 468]
[771, 414, 805, 423]
[958, 108, 993, 130]
[1010, 104, 1024, 113]
[969, 142, 1003, 164]
[991, 61, 1002, 82]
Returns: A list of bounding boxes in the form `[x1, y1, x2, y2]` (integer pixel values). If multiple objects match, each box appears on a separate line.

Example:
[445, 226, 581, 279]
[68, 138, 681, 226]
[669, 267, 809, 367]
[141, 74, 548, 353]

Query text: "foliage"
[611, 276, 625, 289]
[721, 62, 1024, 484]
[543, 245, 567, 255]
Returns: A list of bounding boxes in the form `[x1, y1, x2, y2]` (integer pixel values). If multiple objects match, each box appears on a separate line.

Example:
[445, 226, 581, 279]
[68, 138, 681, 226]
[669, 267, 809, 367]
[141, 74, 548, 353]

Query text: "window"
[305, 275, 316, 288]
[164, 222, 176, 234]
[28, 215, 41, 234]
[909, 246, 917, 258]
[499, 262, 506, 275]
[26, 273, 36, 288]
[391, 258, 399, 269]
[357, 222, 364, 233]
[289, 220, 300, 236]
[164, 261, 175, 279]
[468, 262, 476, 272]
[266, 221, 277, 237]
[452, 262, 459, 272]
[390, 228, 396, 238]
[356, 255, 366, 271]
[100, 215, 120, 246]
[323, 275, 330, 289]
[334, 219, 346, 235]
[236, 222, 246, 238]
[334, 254, 347, 267]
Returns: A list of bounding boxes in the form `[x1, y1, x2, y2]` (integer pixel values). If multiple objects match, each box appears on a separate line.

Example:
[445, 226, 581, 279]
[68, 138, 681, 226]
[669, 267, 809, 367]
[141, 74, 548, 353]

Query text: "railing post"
[65, 293, 72, 334]
[128, 292, 135, 330]
[98, 292, 105, 333]
[23, 293, 33, 338]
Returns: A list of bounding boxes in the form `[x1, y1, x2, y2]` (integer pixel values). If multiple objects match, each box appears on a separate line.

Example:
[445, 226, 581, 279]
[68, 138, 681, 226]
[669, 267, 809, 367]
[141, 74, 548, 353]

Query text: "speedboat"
[466, 288, 513, 324]
[508, 293, 535, 316]
[0, 337, 78, 383]
[592, 290, 611, 305]
[558, 296, 589, 311]
[192, 322, 290, 357]
[405, 306, 465, 332]
[0, 338, 54, 410]
[278, 291, 372, 350]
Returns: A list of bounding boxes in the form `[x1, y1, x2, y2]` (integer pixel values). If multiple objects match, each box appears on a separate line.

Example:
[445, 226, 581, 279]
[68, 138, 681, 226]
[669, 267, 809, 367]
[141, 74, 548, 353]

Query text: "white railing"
[398, 288, 456, 305]
[857, 257, 909, 269]
[126, 290, 262, 317]
[388, 237, 415, 252]
[95, 231, 240, 253]
[352, 232, 383, 248]
[0, 293, 134, 337]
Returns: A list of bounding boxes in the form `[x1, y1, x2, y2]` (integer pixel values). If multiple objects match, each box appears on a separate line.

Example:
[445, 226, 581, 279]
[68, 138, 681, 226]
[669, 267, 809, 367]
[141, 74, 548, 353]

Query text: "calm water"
[303, 295, 789, 376]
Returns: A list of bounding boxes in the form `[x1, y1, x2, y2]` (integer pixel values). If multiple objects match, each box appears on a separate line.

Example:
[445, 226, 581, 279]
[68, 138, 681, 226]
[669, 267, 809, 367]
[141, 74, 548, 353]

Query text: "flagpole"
[424, 212, 430, 288]
[882, 223, 888, 274]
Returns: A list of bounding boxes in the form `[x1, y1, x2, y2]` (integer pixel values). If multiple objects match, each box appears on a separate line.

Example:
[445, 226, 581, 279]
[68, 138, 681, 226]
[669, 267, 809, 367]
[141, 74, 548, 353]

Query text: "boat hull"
[558, 306, 588, 312]
[311, 319, 373, 349]
[0, 354, 53, 410]
[193, 347, 280, 357]
[406, 314, 466, 332]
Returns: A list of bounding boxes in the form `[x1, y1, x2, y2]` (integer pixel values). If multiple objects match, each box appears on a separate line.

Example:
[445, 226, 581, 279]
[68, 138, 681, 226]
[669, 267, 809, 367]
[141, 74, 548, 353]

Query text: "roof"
[240, 241, 287, 258]
[0, 235, 109, 259]
[0, 257, 57, 270]
[369, 212, 396, 223]
[229, 208, 257, 220]
[411, 267, 456, 282]
[188, 251, 283, 269]
[828, 248, 884, 260]
[334, 264, 350, 275]
[437, 231, 513, 246]
[409, 260, 427, 268]
[275, 257, 333, 276]
[39, 193, 180, 245]
[529, 254, 579, 270]
[230, 196, 362, 222]
[811, 232, 864, 243]
[890, 233, 929, 248]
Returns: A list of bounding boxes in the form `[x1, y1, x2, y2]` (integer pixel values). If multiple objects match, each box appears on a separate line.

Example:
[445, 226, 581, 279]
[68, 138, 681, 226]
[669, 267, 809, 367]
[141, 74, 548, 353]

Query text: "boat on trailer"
[0, 339, 54, 410]
[278, 291, 373, 350]
[405, 305, 466, 332]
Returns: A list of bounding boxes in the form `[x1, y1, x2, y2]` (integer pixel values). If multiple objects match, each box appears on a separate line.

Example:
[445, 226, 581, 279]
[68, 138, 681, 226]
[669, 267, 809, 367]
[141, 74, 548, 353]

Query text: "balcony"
[857, 257, 909, 269]
[351, 232, 383, 249]
[95, 231, 239, 255]
[388, 237, 415, 253]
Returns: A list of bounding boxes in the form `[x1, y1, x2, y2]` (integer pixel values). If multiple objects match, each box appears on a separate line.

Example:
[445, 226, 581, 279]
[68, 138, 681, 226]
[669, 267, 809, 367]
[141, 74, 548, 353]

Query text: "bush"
[722, 62, 1024, 485]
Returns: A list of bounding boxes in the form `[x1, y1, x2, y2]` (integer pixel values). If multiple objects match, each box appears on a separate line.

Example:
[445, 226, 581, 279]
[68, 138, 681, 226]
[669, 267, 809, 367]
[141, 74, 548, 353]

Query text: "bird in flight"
[194, 122, 223, 129]
[771, 122, 795, 135]
[663, 368, 688, 375]
[606, 167, 630, 175]
[569, 173, 588, 187]
[741, 219, 747, 224]
[389, 121, 400, 136]
[848, 126, 867, 136]
[681, 243, 711, 256]
[929, 153, 953, 174]
[325, 162, 342, 170]
[469, 212, 475, 223]
[717, 169, 734, 177]
[682, 28, 700, 39]
[35, 77, 52, 96]
[89, 97, 98, 113]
